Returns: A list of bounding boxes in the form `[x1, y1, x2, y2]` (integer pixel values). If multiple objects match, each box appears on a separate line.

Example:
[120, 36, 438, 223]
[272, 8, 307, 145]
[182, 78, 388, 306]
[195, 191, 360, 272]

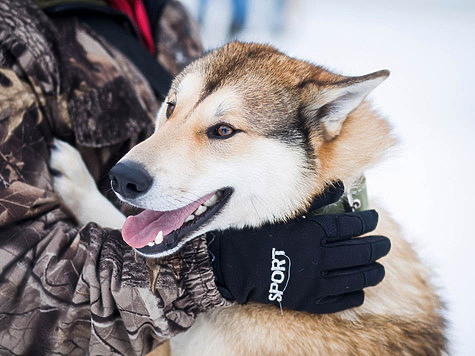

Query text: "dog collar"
[313, 176, 368, 215]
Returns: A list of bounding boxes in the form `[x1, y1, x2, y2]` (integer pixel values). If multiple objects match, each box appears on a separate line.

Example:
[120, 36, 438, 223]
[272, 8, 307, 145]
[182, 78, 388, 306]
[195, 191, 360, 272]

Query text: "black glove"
[206, 183, 390, 314]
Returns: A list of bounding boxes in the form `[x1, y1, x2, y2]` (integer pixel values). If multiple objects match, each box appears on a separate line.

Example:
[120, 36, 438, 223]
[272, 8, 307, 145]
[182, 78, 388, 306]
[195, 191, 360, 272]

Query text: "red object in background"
[106, 0, 155, 54]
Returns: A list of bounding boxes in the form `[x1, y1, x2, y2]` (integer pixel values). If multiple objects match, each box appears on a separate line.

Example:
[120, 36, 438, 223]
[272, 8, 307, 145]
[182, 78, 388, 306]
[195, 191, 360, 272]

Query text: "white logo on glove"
[268, 248, 291, 303]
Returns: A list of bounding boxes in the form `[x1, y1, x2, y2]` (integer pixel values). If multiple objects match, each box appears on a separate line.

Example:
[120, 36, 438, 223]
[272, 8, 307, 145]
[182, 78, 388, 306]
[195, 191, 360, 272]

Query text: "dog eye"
[217, 125, 233, 136]
[166, 102, 175, 119]
[207, 123, 238, 139]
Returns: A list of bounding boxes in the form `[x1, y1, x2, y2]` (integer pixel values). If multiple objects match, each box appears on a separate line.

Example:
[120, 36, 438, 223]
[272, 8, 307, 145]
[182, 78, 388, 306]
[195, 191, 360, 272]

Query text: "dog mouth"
[122, 188, 233, 257]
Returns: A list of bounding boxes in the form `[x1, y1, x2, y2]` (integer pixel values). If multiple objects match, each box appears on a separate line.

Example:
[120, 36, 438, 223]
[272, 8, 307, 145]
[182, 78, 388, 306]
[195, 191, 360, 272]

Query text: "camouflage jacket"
[0, 1, 228, 354]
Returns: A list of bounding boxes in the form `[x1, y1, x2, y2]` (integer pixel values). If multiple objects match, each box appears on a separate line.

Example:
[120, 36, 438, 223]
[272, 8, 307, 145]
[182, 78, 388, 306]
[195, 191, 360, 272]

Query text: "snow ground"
[182, 0, 475, 354]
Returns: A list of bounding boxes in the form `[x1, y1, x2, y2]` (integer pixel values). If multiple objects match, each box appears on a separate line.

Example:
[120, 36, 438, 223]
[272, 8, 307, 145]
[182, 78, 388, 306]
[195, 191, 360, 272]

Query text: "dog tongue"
[122, 192, 215, 248]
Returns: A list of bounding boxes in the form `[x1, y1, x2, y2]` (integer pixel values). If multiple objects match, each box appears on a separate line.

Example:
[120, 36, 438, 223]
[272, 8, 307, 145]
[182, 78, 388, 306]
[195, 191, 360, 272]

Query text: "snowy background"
[181, 0, 475, 354]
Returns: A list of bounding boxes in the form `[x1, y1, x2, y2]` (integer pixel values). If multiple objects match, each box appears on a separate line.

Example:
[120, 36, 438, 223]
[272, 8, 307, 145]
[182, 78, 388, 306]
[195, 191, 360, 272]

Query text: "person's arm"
[0, 70, 228, 355]
[0, 4, 228, 354]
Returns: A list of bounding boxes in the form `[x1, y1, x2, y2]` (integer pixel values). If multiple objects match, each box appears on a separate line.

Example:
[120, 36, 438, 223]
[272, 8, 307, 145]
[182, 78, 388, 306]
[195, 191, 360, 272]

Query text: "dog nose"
[109, 161, 153, 199]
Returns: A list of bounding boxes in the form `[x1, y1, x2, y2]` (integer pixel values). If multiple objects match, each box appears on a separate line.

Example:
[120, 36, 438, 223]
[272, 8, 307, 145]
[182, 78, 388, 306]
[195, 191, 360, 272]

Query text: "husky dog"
[50, 42, 446, 355]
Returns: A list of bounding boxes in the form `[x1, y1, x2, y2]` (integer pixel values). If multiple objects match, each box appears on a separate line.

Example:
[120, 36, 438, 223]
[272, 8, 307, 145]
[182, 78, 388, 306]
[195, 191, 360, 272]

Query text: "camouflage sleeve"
[0, 2, 228, 355]
[155, 0, 204, 76]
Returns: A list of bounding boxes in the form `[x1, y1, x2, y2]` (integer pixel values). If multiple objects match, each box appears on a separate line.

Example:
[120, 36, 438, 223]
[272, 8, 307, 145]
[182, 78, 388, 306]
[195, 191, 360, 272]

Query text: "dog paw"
[49, 139, 99, 220]
[49, 139, 126, 229]
[50, 139, 96, 186]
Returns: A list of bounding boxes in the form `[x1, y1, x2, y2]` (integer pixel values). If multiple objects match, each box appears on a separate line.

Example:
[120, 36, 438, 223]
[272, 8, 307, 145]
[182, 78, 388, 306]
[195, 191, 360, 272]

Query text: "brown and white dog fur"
[50, 42, 446, 355]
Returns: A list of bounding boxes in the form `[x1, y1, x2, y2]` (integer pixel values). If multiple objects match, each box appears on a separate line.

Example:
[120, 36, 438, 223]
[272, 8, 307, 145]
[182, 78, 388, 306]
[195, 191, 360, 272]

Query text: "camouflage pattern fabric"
[155, 1, 203, 76]
[0, 1, 228, 354]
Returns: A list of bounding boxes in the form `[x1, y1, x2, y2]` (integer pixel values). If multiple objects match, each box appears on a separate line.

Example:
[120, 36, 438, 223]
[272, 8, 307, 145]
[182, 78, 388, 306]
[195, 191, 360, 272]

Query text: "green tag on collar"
[312, 176, 368, 216]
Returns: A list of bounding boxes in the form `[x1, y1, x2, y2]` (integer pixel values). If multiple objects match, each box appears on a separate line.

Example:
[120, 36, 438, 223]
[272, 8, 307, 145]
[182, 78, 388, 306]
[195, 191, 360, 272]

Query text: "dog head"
[110, 42, 394, 257]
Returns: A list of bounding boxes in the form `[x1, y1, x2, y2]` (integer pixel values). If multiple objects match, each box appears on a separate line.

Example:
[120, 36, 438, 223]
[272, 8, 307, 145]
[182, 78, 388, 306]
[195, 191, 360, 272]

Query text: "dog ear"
[300, 70, 389, 140]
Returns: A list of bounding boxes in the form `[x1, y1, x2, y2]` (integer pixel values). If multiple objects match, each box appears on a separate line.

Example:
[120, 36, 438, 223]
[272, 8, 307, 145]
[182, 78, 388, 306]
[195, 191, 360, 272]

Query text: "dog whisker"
[250, 197, 263, 223]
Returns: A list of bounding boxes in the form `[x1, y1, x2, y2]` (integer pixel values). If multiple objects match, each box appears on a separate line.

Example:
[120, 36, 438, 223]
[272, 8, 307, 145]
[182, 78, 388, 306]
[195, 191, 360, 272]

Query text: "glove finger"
[320, 263, 385, 296]
[311, 291, 364, 314]
[308, 181, 344, 211]
[311, 210, 379, 241]
[322, 235, 390, 270]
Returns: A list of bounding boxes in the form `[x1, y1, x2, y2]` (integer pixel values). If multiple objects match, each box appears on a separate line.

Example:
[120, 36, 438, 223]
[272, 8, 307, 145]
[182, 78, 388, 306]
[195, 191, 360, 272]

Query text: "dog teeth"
[147, 231, 164, 247]
[154, 231, 163, 244]
[204, 194, 219, 207]
[184, 191, 223, 223]
[195, 205, 207, 216]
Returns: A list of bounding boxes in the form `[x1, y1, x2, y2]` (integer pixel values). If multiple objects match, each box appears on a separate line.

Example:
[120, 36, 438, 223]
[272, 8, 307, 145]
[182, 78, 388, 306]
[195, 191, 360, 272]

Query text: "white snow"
[182, 0, 475, 354]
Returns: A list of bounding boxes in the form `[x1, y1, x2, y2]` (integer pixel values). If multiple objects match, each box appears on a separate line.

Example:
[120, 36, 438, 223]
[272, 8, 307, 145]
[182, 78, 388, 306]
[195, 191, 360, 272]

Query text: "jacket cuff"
[178, 235, 233, 312]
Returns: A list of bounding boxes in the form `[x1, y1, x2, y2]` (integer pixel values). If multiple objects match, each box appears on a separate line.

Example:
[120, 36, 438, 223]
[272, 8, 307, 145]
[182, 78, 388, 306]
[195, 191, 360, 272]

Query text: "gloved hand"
[206, 182, 390, 314]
